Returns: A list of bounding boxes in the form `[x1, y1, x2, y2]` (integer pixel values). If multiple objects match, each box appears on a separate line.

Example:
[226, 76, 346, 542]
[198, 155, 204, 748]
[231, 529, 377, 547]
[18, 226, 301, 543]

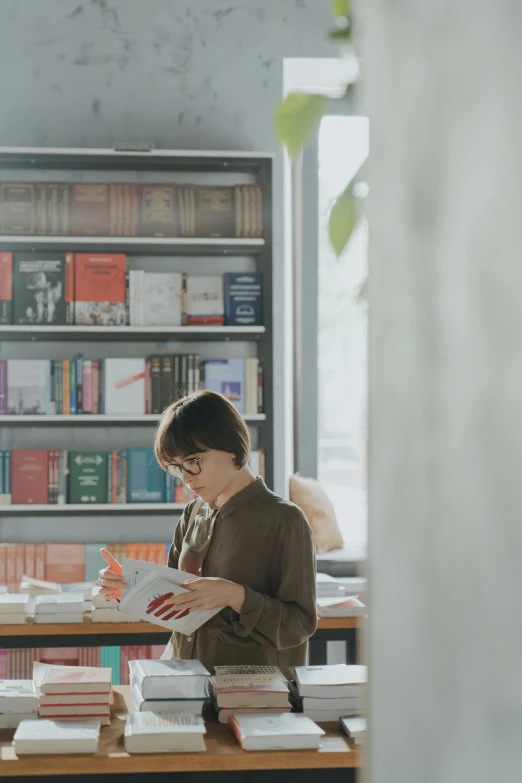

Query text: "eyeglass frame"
[165, 449, 213, 479]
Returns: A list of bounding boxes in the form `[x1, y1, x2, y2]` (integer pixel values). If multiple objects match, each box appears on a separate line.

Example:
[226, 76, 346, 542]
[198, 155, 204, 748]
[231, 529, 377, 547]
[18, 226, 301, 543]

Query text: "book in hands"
[120, 558, 224, 636]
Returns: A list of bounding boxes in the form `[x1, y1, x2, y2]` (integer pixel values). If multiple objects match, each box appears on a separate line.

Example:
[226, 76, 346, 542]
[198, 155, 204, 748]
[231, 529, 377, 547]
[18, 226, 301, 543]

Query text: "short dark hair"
[154, 390, 251, 470]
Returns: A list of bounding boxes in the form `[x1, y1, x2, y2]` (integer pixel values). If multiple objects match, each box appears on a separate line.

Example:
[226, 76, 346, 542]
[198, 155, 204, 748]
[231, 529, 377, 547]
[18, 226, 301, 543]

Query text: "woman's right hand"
[97, 548, 128, 600]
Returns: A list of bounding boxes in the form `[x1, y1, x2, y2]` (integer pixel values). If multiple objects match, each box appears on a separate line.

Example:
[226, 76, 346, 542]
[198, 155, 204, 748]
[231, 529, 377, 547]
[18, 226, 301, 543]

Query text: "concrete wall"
[365, 0, 522, 780]
[0, 0, 333, 500]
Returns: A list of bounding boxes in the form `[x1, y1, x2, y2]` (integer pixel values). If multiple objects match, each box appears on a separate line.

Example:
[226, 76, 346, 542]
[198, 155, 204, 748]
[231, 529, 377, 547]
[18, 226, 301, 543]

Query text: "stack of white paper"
[291, 665, 367, 722]
[0, 680, 38, 729]
[229, 712, 324, 751]
[125, 711, 206, 753]
[0, 594, 30, 625]
[13, 719, 100, 755]
[34, 593, 84, 624]
[129, 659, 209, 716]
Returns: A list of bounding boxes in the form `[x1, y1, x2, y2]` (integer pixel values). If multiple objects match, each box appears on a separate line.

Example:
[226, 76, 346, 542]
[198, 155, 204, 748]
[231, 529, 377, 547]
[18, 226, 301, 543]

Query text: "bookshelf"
[0, 147, 274, 543]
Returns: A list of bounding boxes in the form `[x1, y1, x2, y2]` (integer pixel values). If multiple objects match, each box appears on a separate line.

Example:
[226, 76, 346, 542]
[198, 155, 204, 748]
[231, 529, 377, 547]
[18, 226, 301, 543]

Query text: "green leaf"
[331, 0, 351, 17]
[275, 92, 327, 157]
[328, 26, 352, 41]
[328, 185, 358, 256]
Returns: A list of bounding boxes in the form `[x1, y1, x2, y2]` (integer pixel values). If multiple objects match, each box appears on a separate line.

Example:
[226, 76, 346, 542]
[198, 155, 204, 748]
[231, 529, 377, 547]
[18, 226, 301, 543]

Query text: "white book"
[39, 704, 110, 717]
[301, 695, 363, 711]
[186, 276, 224, 324]
[39, 692, 111, 707]
[142, 272, 183, 326]
[129, 659, 210, 701]
[125, 711, 206, 753]
[120, 558, 224, 636]
[0, 594, 30, 614]
[40, 665, 112, 694]
[20, 576, 61, 596]
[128, 270, 145, 326]
[304, 708, 360, 721]
[340, 716, 366, 739]
[91, 607, 137, 623]
[229, 713, 324, 751]
[294, 665, 367, 698]
[0, 680, 37, 713]
[13, 719, 100, 755]
[245, 358, 259, 414]
[214, 665, 287, 681]
[7, 359, 47, 415]
[34, 613, 84, 624]
[0, 712, 37, 729]
[104, 358, 145, 415]
[35, 593, 85, 614]
[315, 573, 346, 597]
[0, 613, 27, 624]
[317, 596, 366, 617]
[131, 681, 205, 714]
[218, 707, 291, 724]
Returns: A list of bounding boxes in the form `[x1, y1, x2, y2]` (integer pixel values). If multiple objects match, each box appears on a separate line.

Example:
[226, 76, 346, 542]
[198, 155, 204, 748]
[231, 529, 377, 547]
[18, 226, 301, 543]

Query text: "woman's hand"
[162, 577, 246, 614]
[97, 548, 128, 599]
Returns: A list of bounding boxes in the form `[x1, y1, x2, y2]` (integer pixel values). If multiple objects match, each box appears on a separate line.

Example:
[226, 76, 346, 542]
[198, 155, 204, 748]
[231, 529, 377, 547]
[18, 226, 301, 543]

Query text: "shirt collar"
[212, 476, 270, 518]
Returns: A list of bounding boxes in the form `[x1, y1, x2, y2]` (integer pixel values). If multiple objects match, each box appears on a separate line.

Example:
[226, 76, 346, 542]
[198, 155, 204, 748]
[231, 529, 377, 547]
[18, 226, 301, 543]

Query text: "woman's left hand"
[162, 577, 246, 614]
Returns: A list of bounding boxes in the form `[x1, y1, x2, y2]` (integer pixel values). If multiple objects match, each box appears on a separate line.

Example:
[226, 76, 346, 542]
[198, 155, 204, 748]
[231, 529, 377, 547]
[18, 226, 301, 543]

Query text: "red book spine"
[11, 450, 49, 505]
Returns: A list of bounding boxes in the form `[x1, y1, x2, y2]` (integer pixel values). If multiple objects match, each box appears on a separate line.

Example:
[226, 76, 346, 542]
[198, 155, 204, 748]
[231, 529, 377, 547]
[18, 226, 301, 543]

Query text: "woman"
[98, 390, 317, 676]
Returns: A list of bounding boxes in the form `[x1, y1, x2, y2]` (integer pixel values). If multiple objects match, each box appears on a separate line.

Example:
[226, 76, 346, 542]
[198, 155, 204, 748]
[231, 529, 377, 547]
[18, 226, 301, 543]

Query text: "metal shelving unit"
[0, 504, 186, 515]
[0, 414, 266, 424]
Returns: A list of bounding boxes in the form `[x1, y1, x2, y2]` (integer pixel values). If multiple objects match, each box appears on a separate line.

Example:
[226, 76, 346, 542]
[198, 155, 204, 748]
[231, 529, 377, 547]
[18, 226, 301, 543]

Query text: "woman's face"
[176, 448, 238, 504]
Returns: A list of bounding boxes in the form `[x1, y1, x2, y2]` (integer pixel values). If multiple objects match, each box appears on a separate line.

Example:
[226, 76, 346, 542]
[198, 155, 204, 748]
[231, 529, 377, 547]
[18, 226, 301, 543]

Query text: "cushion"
[289, 474, 344, 553]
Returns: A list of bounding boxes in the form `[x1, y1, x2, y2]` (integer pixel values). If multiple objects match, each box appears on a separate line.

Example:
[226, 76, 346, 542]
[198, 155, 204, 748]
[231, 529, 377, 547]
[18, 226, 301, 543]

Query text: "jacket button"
[187, 637, 192, 642]
[198, 567, 202, 572]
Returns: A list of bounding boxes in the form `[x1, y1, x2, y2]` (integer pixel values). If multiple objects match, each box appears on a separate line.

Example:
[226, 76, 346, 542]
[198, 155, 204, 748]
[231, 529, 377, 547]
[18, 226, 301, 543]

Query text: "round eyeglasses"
[165, 449, 212, 480]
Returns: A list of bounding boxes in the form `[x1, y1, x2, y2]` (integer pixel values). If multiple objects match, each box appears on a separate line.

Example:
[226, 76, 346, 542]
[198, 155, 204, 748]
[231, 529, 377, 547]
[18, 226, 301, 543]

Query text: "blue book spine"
[45, 360, 51, 415]
[224, 272, 263, 326]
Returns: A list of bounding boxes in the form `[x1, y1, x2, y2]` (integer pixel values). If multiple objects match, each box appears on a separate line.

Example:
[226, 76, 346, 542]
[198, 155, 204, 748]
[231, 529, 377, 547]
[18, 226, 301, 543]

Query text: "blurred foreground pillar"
[364, 2, 522, 781]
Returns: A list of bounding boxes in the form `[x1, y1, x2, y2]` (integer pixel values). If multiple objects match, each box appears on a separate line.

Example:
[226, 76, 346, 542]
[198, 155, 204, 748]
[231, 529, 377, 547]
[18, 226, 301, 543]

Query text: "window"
[317, 116, 369, 552]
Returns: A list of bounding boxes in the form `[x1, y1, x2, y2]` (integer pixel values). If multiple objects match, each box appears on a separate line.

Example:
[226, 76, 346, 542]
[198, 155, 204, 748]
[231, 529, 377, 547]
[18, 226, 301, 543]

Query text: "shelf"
[0, 325, 265, 342]
[0, 413, 267, 425]
[0, 504, 185, 515]
[0, 235, 265, 256]
[0, 686, 357, 778]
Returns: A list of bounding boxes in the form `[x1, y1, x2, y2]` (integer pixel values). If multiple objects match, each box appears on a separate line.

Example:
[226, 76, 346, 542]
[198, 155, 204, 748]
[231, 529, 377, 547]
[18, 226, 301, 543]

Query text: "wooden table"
[0, 686, 360, 782]
[0, 617, 361, 664]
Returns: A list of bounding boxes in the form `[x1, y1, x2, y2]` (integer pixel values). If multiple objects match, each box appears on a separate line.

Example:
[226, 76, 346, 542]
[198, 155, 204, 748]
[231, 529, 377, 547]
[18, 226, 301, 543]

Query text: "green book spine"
[68, 451, 108, 504]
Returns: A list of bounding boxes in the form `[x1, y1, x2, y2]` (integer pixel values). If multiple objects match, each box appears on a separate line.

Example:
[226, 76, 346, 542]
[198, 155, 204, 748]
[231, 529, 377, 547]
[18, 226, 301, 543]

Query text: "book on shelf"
[0, 594, 30, 614]
[128, 659, 210, 701]
[128, 270, 185, 326]
[0, 251, 12, 324]
[44, 544, 85, 584]
[35, 593, 85, 614]
[229, 713, 324, 752]
[12, 252, 69, 326]
[73, 253, 127, 326]
[130, 682, 207, 715]
[13, 719, 101, 755]
[5, 359, 47, 415]
[340, 716, 366, 743]
[203, 359, 245, 413]
[20, 576, 62, 596]
[224, 272, 263, 325]
[126, 447, 165, 503]
[317, 595, 366, 618]
[68, 451, 108, 504]
[40, 664, 112, 694]
[104, 358, 146, 415]
[293, 665, 368, 699]
[125, 711, 207, 754]
[185, 275, 224, 325]
[0, 679, 37, 713]
[11, 450, 49, 504]
[210, 670, 290, 709]
[0, 180, 264, 238]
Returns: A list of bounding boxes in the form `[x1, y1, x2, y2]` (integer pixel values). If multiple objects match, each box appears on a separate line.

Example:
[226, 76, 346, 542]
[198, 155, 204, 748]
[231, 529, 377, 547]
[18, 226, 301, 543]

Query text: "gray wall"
[365, 0, 522, 780]
[0, 0, 333, 501]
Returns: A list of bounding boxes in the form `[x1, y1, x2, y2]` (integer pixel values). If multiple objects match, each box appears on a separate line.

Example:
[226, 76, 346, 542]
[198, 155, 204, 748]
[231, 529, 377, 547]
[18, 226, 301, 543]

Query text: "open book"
[119, 558, 224, 636]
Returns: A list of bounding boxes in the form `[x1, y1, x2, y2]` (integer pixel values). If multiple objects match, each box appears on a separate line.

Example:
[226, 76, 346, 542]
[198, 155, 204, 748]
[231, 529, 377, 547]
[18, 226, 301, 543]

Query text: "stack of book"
[340, 716, 366, 745]
[13, 719, 101, 755]
[0, 593, 29, 625]
[34, 593, 84, 624]
[210, 665, 291, 724]
[229, 713, 325, 751]
[0, 680, 38, 728]
[129, 659, 210, 716]
[91, 586, 136, 623]
[20, 576, 61, 597]
[38, 665, 112, 725]
[315, 573, 366, 618]
[291, 665, 367, 722]
[124, 712, 207, 754]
